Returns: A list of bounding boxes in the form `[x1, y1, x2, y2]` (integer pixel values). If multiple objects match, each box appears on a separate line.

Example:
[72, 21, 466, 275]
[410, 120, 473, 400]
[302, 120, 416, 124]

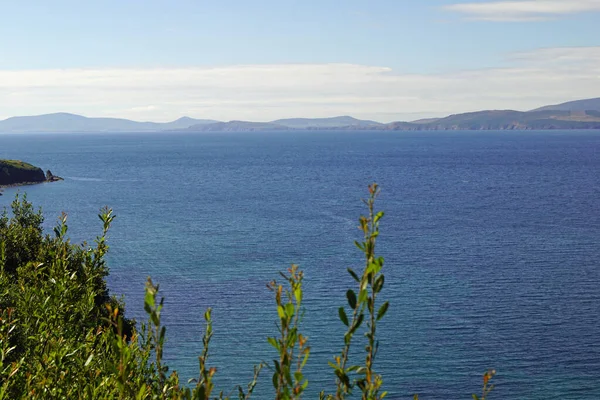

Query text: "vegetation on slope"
[184, 110, 600, 131]
[0, 160, 40, 171]
[531, 97, 600, 112]
[0, 189, 494, 399]
[386, 110, 600, 130]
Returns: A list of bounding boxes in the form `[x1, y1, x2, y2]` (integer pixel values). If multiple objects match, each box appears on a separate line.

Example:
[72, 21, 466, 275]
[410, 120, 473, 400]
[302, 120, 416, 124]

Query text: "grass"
[0, 159, 40, 171]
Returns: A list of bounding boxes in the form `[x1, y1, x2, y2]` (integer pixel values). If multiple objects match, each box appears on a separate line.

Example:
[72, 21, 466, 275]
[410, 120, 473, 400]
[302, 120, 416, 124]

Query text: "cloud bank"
[0, 47, 599, 122]
[444, 0, 600, 21]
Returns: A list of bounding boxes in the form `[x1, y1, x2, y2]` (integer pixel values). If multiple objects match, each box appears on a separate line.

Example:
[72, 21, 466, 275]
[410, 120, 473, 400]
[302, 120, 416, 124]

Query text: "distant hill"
[410, 118, 441, 124]
[383, 109, 600, 131]
[0, 113, 218, 133]
[272, 116, 382, 129]
[184, 116, 385, 132]
[184, 121, 290, 132]
[1, 97, 599, 132]
[0, 113, 385, 133]
[161, 117, 220, 130]
[531, 98, 600, 112]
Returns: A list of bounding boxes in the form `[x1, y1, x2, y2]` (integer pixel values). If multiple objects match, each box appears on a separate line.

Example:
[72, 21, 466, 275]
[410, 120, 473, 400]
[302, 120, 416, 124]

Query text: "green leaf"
[349, 313, 364, 334]
[301, 349, 310, 368]
[136, 385, 147, 400]
[285, 303, 295, 318]
[367, 261, 382, 275]
[267, 337, 279, 351]
[356, 378, 366, 391]
[354, 241, 365, 251]
[335, 370, 350, 388]
[338, 307, 349, 326]
[377, 301, 389, 321]
[294, 287, 302, 304]
[344, 332, 351, 345]
[287, 328, 297, 347]
[144, 290, 155, 310]
[374, 211, 384, 223]
[346, 289, 357, 309]
[277, 305, 285, 319]
[373, 275, 385, 293]
[347, 268, 360, 282]
[84, 354, 93, 367]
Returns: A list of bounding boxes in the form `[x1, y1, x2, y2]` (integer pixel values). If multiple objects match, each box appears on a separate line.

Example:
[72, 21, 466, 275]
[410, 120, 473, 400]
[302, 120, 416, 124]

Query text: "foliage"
[267, 265, 309, 399]
[0, 160, 40, 171]
[0, 187, 494, 399]
[321, 183, 387, 400]
[472, 370, 496, 400]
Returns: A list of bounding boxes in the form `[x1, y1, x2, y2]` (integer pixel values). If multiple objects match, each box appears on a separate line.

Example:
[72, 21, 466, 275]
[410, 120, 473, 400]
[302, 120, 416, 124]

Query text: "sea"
[0, 131, 599, 399]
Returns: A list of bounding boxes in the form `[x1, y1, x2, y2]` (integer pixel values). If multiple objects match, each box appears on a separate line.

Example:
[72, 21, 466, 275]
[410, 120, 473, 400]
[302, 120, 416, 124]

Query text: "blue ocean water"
[1, 131, 599, 399]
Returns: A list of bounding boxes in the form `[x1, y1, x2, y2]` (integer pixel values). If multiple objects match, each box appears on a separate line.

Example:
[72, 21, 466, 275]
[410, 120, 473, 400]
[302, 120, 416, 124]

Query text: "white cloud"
[444, 0, 600, 21]
[0, 47, 599, 122]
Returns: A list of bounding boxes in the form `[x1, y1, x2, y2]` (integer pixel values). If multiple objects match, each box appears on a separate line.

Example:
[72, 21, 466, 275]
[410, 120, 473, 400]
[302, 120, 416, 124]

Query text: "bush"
[0, 187, 493, 399]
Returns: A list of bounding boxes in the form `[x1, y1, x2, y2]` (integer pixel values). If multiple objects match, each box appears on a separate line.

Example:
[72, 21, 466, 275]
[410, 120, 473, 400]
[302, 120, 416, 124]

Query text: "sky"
[0, 0, 599, 122]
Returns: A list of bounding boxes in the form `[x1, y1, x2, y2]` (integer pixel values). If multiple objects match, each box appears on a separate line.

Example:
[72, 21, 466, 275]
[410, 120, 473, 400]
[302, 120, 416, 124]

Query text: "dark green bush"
[0, 187, 493, 399]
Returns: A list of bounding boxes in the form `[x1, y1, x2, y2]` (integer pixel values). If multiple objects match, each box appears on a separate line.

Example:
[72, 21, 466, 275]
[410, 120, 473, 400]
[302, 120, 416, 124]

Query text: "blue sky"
[0, 0, 599, 122]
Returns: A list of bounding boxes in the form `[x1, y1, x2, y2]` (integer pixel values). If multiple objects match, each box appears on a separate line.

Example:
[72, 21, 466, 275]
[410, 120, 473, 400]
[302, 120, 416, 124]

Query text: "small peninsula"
[0, 159, 63, 191]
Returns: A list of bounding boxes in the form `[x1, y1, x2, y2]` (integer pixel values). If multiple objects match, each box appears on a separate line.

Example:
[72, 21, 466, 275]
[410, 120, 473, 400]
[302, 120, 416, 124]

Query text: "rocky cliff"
[0, 159, 54, 187]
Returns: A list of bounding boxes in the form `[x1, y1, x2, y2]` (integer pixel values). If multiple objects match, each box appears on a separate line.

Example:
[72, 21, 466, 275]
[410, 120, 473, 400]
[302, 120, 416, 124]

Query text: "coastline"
[0, 159, 64, 194]
[0, 179, 62, 192]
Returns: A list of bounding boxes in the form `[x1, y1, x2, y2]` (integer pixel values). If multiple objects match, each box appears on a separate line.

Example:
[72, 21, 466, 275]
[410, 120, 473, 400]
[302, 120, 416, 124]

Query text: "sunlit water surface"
[1, 131, 599, 399]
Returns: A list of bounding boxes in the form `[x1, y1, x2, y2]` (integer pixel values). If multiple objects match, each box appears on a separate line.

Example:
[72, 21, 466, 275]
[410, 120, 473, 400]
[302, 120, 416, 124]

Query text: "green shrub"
[0, 160, 40, 171]
[0, 186, 494, 399]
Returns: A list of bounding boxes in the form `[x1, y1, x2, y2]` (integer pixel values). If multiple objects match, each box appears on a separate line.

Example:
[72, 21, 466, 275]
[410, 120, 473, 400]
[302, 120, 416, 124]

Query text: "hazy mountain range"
[1, 97, 599, 133]
[0, 113, 218, 133]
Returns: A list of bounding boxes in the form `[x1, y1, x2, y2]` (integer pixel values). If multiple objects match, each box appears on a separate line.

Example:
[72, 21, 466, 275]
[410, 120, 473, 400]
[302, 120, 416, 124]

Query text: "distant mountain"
[272, 116, 383, 129]
[531, 98, 600, 112]
[161, 117, 219, 130]
[383, 109, 600, 131]
[1, 97, 599, 133]
[184, 121, 290, 132]
[183, 98, 600, 131]
[410, 118, 441, 124]
[182, 116, 384, 132]
[0, 113, 218, 133]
